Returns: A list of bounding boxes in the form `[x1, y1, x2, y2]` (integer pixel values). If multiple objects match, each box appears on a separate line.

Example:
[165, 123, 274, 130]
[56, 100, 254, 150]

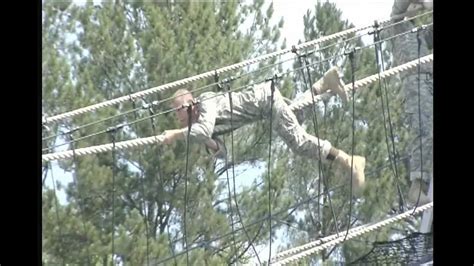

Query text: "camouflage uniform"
[390, 2, 433, 182]
[184, 81, 333, 162]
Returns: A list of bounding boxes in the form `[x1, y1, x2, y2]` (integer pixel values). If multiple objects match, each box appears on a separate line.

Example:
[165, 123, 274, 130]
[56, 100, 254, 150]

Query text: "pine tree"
[42, 0, 289, 264]
[269, 1, 417, 264]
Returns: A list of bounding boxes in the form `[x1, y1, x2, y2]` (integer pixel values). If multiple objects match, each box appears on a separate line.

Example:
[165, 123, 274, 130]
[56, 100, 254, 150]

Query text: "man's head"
[171, 88, 196, 127]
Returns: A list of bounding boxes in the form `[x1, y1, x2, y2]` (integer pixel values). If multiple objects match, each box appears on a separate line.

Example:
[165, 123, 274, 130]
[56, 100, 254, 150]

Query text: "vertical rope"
[412, 29, 425, 214]
[184, 105, 193, 265]
[110, 130, 117, 264]
[343, 50, 356, 241]
[215, 73, 237, 263]
[140, 140, 151, 266]
[129, 100, 151, 266]
[226, 81, 261, 265]
[47, 161, 66, 265]
[291, 47, 340, 238]
[267, 76, 277, 264]
[373, 23, 405, 212]
[42, 164, 49, 186]
[42, 125, 51, 186]
[147, 104, 176, 266]
[68, 133, 92, 264]
[302, 52, 341, 236]
[222, 137, 237, 262]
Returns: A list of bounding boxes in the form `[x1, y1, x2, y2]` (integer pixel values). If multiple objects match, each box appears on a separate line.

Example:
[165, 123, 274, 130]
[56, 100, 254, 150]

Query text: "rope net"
[350, 232, 433, 265]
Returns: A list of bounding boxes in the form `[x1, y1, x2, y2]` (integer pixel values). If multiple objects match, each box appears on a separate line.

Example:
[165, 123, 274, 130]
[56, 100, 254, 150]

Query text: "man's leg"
[405, 74, 433, 205]
[390, 19, 433, 205]
[269, 88, 366, 195]
[289, 66, 347, 124]
[311, 66, 348, 104]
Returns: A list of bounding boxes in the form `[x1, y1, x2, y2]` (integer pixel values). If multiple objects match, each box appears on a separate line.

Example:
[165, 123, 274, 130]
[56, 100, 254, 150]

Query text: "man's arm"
[162, 128, 186, 144]
[205, 137, 227, 159]
[162, 129, 219, 152]
[163, 92, 218, 145]
[204, 138, 219, 151]
[182, 92, 218, 142]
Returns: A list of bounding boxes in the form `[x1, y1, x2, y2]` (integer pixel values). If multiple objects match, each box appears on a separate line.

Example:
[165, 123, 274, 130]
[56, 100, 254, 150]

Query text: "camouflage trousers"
[253, 82, 333, 162]
[403, 74, 433, 182]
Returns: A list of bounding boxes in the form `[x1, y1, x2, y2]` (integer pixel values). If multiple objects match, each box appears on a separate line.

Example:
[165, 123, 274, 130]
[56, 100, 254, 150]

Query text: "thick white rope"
[290, 54, 433, 111]
[43, 10, 433, 125]
[271, 222, 372, 262]
[42, 135, 165, 162]
[272, 202, 433, 265]
[43, 23, 381, 125]
[42, 54, 432, 162]
[213, 53, 433, 134]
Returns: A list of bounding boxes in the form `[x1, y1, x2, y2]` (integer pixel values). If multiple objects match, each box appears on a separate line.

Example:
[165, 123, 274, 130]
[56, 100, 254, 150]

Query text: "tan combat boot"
[312, 66, 348, 104]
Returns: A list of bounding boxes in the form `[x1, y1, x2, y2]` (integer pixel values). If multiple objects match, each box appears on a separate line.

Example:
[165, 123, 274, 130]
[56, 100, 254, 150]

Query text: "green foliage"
[43, 0, 425, 264]
[270, 1, 417, 264]
[42, 0, 286, 264]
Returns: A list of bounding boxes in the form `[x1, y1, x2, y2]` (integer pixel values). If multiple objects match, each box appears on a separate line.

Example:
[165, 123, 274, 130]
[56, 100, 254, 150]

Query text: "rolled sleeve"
[182, 92, 217, 143]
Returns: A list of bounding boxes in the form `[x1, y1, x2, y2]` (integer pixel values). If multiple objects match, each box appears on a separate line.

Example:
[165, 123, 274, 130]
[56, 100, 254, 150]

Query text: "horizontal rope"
[271, 202, 433, 265]
[42, 135, 165, 162]
[42, 26, 373, 143]
[43, 11, 431, 126]
[290, 54, 434, 110]
[213, 53, 433, 134]
[42, 54, 432, 162]
[43, 23, 381, 125]
[43, 23, 431, 152]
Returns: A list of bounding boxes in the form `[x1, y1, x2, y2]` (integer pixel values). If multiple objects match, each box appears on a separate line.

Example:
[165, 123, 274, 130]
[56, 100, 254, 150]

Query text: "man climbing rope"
[161, 66, 367, 195]
[390, 0, 433, 22]
[390, 0, 433, 205]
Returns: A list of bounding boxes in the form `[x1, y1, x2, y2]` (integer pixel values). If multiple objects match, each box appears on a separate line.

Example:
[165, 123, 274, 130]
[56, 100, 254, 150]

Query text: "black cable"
[146, 103, 177, 266]
[214, 74, 237, 264]
[57, 152, 406, 266]
[42, 125, 52, 186]
[222, 137, 237, 263]
[214, 70, 237, 264]
[373, 23, 405, 212]
[153, 184, 345, 265]
[184, 105, 193, 265]
[226, 81, 262, 265]
[109, 129, 117, 264]
[316, 62, 325, 234]
[293, 48, 341, 237]
[343, 50, 356, 242]
[147, 106, 178, 266]
[127, 100, 151, 266]
[42, 164, 49, 186]
[316, 44, 349, 240]
[42, 107, 174, 153]
[50, 150, 408, 266]
[42, 107, 144, 143]
[68, 133, 92, 265]
[372, 10, 432, 35]
[266, 76, 277, 264]
[228, 221, 265, 265]
[412, 28, 425, 214]
[214, 73, 237, 263]
[47, 162, 66, 265]
[316, 47, 325, 235]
